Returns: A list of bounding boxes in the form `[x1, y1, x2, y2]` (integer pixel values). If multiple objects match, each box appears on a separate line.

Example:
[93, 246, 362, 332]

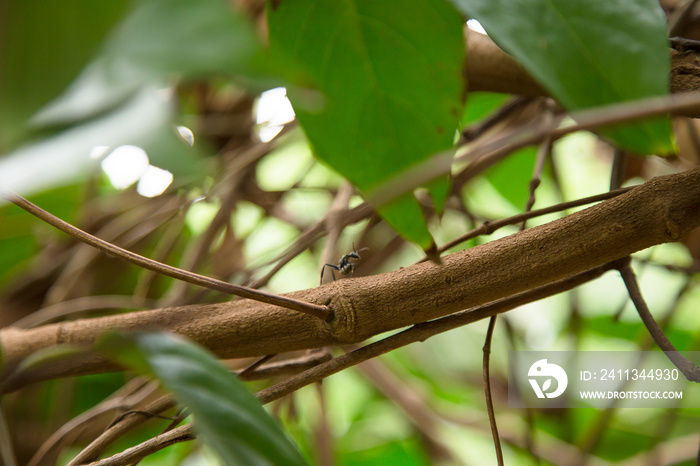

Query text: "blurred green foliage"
[1, 0, 698, 465]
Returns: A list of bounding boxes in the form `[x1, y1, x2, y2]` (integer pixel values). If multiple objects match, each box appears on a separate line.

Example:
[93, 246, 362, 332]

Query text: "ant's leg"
[320, 264, 340, 285]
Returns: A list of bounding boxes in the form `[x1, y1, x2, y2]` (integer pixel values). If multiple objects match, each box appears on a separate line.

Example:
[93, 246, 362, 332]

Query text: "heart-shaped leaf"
[453, 0, 674, 155]
[268, 0, 466, 249]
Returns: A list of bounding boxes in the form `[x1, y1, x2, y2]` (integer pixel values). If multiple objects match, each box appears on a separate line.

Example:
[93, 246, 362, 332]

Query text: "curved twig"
[482, 317, 504, 466]
[421, 186, 634, 262]
[618, 259, 700, 382]
[4, 193, 331, 321]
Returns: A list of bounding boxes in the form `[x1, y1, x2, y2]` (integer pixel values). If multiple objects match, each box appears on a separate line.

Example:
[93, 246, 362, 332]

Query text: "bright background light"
[255, 87, 295, 142]
[94, 123, 192, 197]
[100, 145, 149, 189]
[137, 165, 174, 197]
[176, 125, 195, 146]
[467, 19, 487, 35]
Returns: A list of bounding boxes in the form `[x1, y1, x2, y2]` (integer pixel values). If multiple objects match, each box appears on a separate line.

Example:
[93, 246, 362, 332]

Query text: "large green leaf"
[98, 331, 307, 466]
[2, 0, 266, 197]
[36, 0, 266, 125]
[453, 0, 674, 155]
[0, 0, 130, 150]
[268, 0, 465, 250]
[0, 87, 199, 197]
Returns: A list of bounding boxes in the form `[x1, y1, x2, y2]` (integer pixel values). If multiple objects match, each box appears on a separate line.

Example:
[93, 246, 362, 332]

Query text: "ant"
[320, 243, 369, 284]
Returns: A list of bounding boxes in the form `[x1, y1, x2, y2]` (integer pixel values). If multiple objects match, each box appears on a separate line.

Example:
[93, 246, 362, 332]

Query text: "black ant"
[320, 243, 369, 284]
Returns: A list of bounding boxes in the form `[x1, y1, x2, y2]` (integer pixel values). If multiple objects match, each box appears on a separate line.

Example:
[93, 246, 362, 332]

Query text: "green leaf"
[461, 92, 509, 127]
[268, 0, 465, 250]
[1, 0, 263, 196]
[485, 146, 537, 208]
[0, 0, 130, 150]
[36, 0, 266, 125]
[0, 86, 204, 197]
[98, 331, 307, 466]
[453, 0, 674, 155]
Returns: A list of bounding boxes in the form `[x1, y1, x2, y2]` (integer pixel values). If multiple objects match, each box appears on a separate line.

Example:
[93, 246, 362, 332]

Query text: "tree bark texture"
[2, 167, 700, 391]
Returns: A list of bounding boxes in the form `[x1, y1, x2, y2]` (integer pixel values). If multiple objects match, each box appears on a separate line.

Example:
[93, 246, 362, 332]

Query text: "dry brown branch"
[88, 258, 624, 462]
[85, 423, 194, 466]
[2, 167, 700, 392]
[0, 169, 700, 390]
